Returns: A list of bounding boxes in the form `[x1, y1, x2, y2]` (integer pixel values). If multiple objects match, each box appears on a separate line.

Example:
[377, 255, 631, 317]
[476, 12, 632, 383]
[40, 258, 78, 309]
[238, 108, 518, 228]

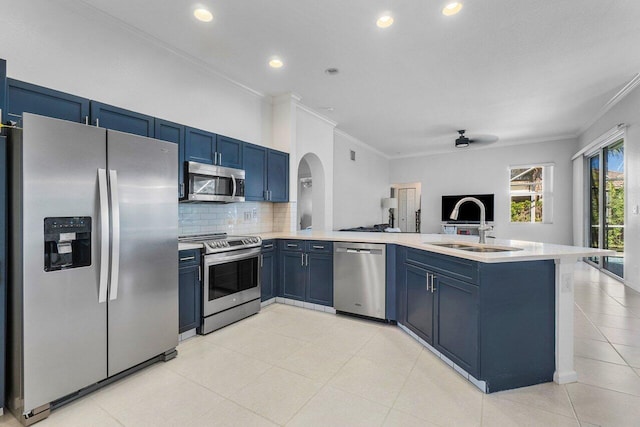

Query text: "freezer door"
[19, 114, 108, 411]
[106, 130, 178, 376]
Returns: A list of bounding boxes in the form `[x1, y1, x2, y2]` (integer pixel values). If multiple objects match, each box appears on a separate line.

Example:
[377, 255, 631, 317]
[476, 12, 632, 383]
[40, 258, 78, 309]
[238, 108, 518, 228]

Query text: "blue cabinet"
[216, 135, 243, 169]
[405, 264, 435, 344]
[6, 79, 90, 126]
[243, 143, 267, 201]
[90, 101, 154, 137]
[260, 240, 277, 301]
[434, 274, 479, 375]
[178, 249, 201, 334]
[184, 128, 244, 168]
[243, 143, 289, 202]
[185, 127, 215, 165]
[267, 150, 289, 202]
[398, 247, 555, 391]
[279, 240, 333, 306]
[155, 119, 185, 198]
[1, 59, 7, 124]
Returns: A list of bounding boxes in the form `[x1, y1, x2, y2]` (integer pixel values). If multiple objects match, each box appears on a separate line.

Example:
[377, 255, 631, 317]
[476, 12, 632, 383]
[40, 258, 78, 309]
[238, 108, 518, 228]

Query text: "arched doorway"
[297, 153, 326, 230]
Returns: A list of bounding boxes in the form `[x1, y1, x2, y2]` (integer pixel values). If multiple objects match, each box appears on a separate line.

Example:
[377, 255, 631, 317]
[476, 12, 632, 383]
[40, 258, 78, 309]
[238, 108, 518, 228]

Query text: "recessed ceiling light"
[442, 2, 463, 16]
[269, 58, 284, 69]
[325, 68, 339, 75]
[376, 15, 394, 28]
[194, 8, 213, 22]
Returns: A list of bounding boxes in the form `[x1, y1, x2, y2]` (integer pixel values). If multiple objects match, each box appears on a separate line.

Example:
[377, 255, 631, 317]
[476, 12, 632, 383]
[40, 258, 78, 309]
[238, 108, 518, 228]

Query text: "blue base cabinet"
[278, 240, 333, 306]
[6, 79, 89, 126]
[260, 240, 277, 301]
[178, 249, 201, 334]
[397, 247, 554, 392]
[0, 135, 7, 413]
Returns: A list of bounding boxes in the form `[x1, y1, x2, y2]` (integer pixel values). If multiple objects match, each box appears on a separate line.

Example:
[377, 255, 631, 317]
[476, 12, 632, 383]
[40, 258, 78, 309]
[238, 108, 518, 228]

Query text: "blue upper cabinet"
[267, 150, 289, 202]
[243, 143, 267, 201]
[216, 135, 243, 169]
[0, 59, 6, 124]
[6, 79, 90, 126]
[155, 119, 185, 198]
[90, 101, 154, 138]
[185, 127, 216, 165]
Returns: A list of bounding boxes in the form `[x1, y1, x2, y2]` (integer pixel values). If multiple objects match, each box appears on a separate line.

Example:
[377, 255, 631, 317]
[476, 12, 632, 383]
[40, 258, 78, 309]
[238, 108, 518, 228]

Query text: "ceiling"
[79, 0, 640, 157]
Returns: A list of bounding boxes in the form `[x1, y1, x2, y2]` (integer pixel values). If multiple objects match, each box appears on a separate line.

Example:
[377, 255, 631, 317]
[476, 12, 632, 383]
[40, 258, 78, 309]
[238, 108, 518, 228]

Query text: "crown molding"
[295, 103, 338, 127]
[333, 129, 390, 159]
[578, 73, 640, 135]
[76, 0, 265, 98]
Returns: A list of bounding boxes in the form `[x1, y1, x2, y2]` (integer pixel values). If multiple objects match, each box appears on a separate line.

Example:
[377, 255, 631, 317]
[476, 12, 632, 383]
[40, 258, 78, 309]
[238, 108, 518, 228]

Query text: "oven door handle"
[204, 249, 261, 266]
[231, 174, 237, 199]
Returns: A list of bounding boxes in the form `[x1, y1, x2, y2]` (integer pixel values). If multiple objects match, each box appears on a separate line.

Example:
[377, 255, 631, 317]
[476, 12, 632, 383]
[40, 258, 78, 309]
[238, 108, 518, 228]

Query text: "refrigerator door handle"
[109, 169, 121, 301]
[98, 168, 110, 303]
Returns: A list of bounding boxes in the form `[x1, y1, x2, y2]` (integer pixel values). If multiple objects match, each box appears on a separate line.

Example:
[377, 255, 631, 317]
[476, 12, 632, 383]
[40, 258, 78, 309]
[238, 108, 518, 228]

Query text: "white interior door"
[397, 188, 417, 232]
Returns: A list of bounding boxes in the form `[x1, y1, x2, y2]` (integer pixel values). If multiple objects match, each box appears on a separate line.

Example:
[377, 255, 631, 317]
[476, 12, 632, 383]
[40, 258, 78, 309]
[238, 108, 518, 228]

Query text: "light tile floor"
[2, 261, 640, 426]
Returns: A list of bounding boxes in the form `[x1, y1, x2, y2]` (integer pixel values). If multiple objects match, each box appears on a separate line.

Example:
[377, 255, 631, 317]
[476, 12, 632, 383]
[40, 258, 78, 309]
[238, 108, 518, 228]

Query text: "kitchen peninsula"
[244, 231, 613, 393]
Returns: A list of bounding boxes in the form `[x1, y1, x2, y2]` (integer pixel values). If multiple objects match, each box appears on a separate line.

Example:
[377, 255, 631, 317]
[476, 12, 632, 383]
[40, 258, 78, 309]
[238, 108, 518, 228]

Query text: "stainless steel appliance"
[333, 242, 386, 320]
[183, 161, 245, 203]
[7, 113, 178, 425]
[179, 234, 261, 334]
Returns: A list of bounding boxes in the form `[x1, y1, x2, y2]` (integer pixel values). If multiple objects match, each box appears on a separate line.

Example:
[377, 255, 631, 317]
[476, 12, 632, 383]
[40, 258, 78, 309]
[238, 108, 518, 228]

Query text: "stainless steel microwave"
[183, 161, 245, 203]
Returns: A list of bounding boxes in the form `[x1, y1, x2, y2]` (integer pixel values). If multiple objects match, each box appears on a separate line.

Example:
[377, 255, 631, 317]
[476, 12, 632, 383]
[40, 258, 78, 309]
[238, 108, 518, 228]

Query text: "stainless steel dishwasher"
[333, 242, 386, 320]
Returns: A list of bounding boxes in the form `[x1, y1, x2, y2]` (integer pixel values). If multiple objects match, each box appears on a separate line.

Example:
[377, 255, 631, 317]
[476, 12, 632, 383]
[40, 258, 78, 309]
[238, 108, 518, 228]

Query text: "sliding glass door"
[587, 139, 624, 278]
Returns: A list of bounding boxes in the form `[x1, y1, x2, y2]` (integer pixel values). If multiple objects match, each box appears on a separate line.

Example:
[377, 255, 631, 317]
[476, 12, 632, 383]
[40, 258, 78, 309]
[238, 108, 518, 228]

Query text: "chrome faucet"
[449, 197, 491, 244]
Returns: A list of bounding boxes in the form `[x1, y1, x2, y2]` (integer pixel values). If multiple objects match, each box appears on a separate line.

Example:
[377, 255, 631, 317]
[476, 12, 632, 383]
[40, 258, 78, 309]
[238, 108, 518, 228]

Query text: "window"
[509, 164, 553, 223]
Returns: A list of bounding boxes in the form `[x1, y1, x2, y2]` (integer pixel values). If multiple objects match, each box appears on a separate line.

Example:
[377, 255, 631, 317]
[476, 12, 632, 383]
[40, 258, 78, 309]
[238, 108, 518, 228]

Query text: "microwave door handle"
[231, 174, 237, 198]
[98, 168, 109, 303]
[109, 169, 121, 301]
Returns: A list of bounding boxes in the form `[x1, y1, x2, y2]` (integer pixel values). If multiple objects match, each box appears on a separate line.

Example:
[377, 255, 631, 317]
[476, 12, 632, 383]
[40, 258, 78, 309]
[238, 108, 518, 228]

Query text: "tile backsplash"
[179, 202, 274, 236]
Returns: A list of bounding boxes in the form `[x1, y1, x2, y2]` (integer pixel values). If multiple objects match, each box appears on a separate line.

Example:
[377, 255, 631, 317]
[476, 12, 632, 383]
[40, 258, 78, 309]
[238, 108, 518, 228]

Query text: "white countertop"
[255, 230, 615, 263]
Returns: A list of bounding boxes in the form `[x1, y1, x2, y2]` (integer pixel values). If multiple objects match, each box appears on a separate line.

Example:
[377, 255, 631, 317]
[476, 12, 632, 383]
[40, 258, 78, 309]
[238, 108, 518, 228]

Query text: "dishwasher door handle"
[337, 247, 382, 255]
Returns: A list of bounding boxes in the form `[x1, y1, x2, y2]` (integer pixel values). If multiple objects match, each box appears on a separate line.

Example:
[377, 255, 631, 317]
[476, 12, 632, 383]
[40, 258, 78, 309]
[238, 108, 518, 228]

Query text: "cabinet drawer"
[261, 239, 276, 252]
[406, 248, 478, 285]
[280, 240, 304, 252]
[179, 249, 201, 266]
[306, 241, 332, 253]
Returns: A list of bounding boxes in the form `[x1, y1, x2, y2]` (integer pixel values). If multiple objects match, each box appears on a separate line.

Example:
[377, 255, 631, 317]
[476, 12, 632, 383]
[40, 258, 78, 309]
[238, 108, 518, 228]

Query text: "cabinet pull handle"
[305, 253, 309, 266]
[96, 118, 100, 127]
[426, 274, 431, 292]
[263, 244, 274, 249]
[260, 254, 264, 268]
[180, 256, 195, 261]
[180, 183, 184, 198]
[84, 116, 89, 125]
[312, 245, 324, 249]
[301, 253, 304, 266]
[219, 153, 222, 165]
[287, 243, 298, 248]
[431, 275, 437, 293]
[198, 266, 201, 282]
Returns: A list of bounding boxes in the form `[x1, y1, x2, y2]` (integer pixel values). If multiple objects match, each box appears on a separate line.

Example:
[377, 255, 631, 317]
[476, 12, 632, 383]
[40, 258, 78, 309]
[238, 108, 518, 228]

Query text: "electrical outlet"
[633, 205, 639, 215]
[243, 212, 251, 221]
[252, 208, 258, 219]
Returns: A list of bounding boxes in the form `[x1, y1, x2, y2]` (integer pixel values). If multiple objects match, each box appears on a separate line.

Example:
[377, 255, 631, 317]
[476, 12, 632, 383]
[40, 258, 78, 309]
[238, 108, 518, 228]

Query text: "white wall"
[295, 107, 335, 231]
[390, 139, 578, 244]
[333, 131, 391, 229]
[577, 86, 640, 291]
[0, 1, 272, 147]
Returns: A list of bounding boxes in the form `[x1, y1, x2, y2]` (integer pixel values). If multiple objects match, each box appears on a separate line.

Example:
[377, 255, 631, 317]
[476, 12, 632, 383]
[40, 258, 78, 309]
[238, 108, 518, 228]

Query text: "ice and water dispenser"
[44, 217, 91, 271]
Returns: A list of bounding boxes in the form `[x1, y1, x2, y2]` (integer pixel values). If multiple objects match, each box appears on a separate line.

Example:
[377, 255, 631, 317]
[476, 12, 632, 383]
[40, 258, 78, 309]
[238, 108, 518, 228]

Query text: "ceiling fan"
[454, 130, 498, 148]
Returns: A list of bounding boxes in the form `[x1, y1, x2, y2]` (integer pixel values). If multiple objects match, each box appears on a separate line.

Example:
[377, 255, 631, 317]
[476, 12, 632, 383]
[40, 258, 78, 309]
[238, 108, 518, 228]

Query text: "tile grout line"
[561, 383, 583, 426]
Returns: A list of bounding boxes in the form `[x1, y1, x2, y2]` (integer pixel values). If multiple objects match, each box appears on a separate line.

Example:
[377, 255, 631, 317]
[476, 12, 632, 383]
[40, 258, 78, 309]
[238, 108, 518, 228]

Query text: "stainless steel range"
[179, 233, 262, 334]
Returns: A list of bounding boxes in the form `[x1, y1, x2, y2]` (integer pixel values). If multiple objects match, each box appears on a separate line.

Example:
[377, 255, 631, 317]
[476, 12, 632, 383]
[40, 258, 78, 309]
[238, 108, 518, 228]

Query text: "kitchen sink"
[425, 242, 523, 252]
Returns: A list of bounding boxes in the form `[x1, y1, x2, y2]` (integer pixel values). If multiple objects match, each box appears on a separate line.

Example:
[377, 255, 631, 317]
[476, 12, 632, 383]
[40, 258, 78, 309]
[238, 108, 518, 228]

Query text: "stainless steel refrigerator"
[7, 113, 178, 425]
